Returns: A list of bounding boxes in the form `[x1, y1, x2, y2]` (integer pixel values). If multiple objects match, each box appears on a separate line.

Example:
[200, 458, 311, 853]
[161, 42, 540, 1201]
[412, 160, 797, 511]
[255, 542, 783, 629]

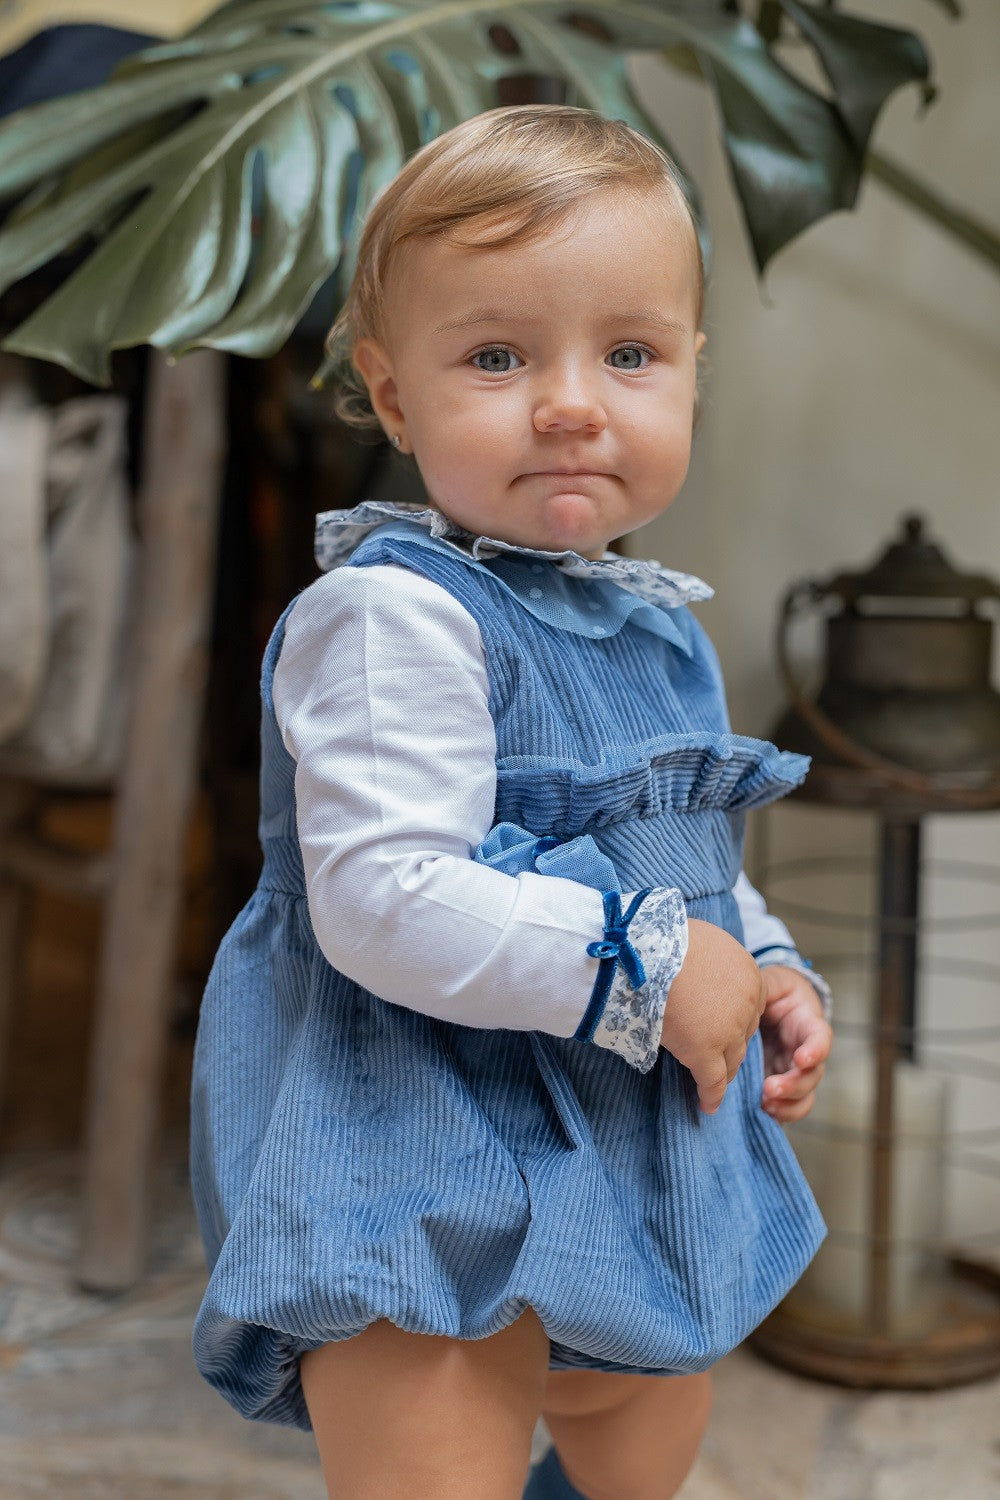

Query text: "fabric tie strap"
[575, 888, 653, 1043]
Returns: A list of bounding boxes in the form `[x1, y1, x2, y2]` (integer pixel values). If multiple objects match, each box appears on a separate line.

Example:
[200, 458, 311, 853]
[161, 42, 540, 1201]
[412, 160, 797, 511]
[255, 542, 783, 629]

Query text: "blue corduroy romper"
[190, 521, 826, 1430]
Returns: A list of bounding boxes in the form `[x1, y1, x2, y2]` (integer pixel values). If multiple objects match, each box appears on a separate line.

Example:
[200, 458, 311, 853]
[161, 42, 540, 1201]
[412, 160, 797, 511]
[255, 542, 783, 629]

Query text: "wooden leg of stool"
[0, 878, 28, 1133]
[76, 349, 226, 1292]
[0, 782, 38, 1131]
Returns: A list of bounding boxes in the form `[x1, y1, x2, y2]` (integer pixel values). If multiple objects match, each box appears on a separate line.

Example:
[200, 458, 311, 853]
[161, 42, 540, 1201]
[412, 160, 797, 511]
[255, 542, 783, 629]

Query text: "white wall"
[629, 0, 998, 730]
[628, 1, 1000, 1259]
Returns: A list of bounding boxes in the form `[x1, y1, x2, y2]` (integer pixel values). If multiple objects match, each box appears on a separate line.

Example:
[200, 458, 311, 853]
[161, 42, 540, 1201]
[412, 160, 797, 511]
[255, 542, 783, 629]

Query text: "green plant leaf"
[682, 12, 861, 274]
[0, 0, 936, 382]
[777, 0, 932, 153]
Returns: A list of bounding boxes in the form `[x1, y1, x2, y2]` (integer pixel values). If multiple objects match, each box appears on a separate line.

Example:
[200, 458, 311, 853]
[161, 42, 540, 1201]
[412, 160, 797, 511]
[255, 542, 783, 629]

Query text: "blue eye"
[472, 346, 521, 373]
[607, 346, 650, 370]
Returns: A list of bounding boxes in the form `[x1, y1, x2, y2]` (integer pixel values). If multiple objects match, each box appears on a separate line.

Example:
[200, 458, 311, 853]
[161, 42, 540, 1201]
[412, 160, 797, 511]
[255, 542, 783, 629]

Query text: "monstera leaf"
[0, 0, 936, 384]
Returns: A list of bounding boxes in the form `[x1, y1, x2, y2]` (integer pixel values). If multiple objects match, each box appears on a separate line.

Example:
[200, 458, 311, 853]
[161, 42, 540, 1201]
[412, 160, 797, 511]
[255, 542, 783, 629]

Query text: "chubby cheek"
[663, 421, 695, 482]
[413, 406, 511, 492]
[623, 413, 694, 497]
[413, 428, 489, 494]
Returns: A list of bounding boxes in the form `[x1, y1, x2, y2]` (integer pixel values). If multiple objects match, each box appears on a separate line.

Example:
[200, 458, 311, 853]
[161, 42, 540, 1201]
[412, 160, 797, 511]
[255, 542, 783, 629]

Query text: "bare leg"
[541, 1367, 713, 1500]
[301, 1309, 550, 1500]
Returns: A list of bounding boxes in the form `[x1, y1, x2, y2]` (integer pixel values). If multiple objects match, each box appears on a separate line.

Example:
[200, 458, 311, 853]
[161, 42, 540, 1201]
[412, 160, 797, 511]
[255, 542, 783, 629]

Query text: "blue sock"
[523, 1446, 589, 1499]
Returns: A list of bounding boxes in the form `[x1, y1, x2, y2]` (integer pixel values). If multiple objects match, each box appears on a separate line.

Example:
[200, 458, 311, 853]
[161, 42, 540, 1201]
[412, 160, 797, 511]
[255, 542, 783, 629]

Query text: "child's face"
[354, 185, 705, 560]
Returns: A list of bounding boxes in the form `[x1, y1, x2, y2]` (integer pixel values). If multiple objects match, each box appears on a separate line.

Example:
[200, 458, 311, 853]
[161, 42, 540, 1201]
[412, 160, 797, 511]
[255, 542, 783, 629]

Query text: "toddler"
[191, 104, 832, 1500]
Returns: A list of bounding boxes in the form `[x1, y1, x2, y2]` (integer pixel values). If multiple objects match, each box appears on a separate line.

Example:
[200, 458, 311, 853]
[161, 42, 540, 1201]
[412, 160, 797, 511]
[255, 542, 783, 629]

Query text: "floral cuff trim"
[587, 888, 688, 1074]
[752, 944, 833, 1019]
[575, 889, 652, 1042]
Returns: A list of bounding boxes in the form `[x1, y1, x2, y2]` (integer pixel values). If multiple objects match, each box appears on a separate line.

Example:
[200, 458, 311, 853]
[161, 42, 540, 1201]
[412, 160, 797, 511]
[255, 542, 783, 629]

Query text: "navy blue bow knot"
[589, 930, 628, 958]
[576, 889, 653, 1042]
[588, 916, 647, 987]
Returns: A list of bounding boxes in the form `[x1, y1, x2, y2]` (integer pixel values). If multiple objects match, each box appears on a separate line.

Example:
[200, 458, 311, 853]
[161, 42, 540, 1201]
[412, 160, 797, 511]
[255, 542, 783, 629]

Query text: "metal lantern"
[751, 514, 1000, 1388]
[773, 513, 1000, 802]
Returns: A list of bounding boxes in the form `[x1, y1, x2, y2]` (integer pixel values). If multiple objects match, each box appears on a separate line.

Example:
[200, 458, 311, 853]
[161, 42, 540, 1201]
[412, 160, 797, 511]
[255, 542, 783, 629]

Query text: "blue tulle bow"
[470, 822, 651, 1045]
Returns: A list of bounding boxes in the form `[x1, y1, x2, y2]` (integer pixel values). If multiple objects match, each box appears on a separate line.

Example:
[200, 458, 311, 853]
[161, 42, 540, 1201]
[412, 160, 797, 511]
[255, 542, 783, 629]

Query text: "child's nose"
[532, 366, 608, 434]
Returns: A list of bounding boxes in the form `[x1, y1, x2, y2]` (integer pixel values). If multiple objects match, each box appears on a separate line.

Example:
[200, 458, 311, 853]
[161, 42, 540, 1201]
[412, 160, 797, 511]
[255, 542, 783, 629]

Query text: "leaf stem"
[867, 148, 1000, 271]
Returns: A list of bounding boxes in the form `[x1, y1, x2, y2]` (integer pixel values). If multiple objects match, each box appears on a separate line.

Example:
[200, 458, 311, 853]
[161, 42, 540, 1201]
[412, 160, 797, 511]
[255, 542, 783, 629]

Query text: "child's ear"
[353, 337, 407, 445]
[693, 331, 708, 432]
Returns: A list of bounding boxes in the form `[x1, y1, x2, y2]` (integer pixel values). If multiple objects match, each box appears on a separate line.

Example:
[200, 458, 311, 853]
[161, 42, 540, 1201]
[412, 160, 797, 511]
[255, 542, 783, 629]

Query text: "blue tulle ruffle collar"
[314, 502, 713, 652]
[315, 502, 712, 608]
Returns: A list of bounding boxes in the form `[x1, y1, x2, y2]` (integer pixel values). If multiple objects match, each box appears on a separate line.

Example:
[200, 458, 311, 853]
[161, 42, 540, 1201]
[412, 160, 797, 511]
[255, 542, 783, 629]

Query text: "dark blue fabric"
[0, 25, 152, 117]
[190, 524, 825, 1430]
[523, 1448, 587, 1500]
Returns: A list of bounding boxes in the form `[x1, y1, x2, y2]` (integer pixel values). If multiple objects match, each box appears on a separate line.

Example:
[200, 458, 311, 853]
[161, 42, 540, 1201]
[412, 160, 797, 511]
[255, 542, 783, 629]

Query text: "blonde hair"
[326, 105, 703, 432]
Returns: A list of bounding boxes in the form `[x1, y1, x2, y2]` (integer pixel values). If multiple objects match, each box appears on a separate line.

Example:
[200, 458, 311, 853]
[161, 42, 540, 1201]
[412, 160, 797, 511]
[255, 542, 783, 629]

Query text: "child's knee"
[544, 1370, 712, 1500]
[303, 1313, 550, 1499]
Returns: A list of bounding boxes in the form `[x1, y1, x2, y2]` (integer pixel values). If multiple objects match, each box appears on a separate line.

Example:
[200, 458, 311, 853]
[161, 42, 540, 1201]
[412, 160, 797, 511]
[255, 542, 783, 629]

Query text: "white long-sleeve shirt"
[272, 564, 823, 1073]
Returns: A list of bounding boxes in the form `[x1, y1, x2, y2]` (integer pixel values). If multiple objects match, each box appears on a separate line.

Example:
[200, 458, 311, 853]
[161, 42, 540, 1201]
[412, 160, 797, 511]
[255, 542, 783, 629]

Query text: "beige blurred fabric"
[0, 387, 134, 785]
[0, 391, 49, 741]
[0, 2, 223, 57]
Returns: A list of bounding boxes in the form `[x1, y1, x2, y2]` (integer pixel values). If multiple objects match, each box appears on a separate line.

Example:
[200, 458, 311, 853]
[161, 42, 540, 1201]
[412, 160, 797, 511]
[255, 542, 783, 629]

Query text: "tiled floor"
[0, 1143, 998, 1500]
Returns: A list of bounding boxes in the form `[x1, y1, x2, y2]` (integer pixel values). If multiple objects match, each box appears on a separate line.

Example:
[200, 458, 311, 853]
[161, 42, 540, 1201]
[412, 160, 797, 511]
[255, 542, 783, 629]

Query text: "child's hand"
[759, 966, 832, 1124]
[662, 919, 767, 1116]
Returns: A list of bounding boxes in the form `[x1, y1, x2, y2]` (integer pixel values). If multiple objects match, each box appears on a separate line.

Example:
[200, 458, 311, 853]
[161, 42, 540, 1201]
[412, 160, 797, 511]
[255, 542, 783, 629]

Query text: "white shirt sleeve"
[271, 564, 688, 1067]
[735, 870, 797, 955]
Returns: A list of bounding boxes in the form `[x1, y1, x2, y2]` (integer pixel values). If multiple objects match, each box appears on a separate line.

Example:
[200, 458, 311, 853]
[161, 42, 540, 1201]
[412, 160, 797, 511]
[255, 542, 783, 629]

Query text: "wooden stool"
[0, 348, 226, 1291]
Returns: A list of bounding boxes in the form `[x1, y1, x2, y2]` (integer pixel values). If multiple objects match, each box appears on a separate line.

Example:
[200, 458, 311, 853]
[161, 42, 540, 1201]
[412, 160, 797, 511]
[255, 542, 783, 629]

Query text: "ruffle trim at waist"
[495, 732, 809, 832]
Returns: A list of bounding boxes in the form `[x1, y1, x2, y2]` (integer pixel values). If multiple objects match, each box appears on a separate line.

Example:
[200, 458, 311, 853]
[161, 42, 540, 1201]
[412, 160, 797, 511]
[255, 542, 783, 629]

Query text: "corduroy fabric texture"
[190, 523, 825, 1430]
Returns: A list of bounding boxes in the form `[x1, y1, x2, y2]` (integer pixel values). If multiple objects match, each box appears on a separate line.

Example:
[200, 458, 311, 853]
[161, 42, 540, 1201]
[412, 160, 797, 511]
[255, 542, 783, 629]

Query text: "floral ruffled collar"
[314, 501, 713, 611]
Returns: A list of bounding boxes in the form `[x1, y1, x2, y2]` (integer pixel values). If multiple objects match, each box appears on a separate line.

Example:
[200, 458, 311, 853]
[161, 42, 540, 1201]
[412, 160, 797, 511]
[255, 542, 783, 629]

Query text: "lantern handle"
[777, 580, 1000, 811]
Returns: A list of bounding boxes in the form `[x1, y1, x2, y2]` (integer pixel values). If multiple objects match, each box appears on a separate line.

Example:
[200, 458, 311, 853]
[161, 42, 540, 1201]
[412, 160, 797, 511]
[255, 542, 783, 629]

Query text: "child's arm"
[661, 918, 768, 1115]
[732, 873, 833, 1120]
[733, 870, 832, 1018]
[274, 565, 686, 1068]
[758, 966, 832, 1123]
